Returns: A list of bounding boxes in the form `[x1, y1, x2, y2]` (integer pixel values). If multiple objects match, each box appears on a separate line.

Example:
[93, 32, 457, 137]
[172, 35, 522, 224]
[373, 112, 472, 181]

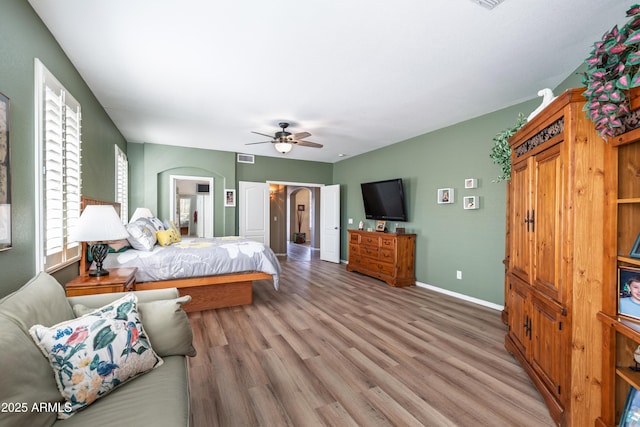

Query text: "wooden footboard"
[134, 272, 272, 312]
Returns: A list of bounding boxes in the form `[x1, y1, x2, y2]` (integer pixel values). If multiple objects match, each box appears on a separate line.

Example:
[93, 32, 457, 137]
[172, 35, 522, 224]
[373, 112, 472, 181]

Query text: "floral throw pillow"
[29, 294, 163, 419]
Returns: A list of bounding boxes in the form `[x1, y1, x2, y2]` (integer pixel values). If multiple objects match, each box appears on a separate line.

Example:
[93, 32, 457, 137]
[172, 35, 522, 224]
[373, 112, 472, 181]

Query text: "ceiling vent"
[237, 153, 255, 164]
[471, 0, 505, 9]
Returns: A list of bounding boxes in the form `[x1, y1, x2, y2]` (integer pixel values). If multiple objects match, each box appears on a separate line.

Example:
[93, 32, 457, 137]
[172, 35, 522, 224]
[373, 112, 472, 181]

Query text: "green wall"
[0, 0, 127, 296]
[333, 69, 586, 306]
[128, 145, 334, 236]
[128, 143, 237, 236]
[237, 155, 333, 185]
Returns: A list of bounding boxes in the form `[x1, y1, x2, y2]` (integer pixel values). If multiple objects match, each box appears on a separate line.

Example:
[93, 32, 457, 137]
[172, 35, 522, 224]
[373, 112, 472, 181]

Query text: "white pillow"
[125, 218, 157, 251]
[29, 294, 163, 419]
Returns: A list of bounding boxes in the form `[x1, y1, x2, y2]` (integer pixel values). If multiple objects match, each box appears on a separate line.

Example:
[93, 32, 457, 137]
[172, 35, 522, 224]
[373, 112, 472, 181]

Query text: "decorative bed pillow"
[125, 218, 157, 251]
[147, 216, 165, 232]
[156, 227, 181, 246]
[72, 295, 196, 357]
[29, 294, 163, 419]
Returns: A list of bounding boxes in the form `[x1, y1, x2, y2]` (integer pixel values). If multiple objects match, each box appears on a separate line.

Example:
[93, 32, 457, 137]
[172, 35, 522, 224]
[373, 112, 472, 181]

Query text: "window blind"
[115, 145, 128, 223]
[35, 59, 82, 272]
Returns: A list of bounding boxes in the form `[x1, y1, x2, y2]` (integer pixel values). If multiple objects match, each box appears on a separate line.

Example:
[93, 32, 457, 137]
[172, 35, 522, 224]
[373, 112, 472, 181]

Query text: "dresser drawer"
[373, 261, 395, 276]
[380, 237, 396, 250]
[361, 246, 379, 258]
[350, 233, 361, 244]
[349, 243, 360, 255]
[380, 248, 395, 263]
[362, 235, 380, 247]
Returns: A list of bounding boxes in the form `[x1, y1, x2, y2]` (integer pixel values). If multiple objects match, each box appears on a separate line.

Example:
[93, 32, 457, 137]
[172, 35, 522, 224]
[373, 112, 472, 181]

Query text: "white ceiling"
[28, 0, 629, 163]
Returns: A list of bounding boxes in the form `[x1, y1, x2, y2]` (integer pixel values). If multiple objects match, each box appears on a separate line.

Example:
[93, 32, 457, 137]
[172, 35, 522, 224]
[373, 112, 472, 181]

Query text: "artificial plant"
[582, 4, 640, 139]
[489, 113, 527, 182]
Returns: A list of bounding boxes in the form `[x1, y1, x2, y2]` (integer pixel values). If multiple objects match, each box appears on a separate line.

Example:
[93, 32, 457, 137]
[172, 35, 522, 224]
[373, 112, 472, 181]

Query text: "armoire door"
[532, 143, 564, 303]
[510, 159, 532, 284]
[508, 275, 530, 358]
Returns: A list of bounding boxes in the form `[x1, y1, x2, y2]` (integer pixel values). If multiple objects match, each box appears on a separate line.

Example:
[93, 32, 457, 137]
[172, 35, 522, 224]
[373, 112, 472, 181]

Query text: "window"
[34, 59, 82, 272]
[114, 145, 128, 223]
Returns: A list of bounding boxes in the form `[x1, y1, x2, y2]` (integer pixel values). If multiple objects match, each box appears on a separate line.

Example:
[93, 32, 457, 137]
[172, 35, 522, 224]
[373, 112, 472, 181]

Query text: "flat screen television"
[361, 178, 407, 221]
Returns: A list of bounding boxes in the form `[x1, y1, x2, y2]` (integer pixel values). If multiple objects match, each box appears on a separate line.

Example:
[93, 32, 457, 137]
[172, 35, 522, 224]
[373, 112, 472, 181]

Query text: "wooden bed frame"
[79, 197, 272, 312]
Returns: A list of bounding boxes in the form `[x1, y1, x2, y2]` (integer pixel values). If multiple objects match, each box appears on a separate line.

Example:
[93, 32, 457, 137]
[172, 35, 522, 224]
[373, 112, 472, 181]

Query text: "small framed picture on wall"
[437, 188, 454, 204]
[224, 189, 236, 207]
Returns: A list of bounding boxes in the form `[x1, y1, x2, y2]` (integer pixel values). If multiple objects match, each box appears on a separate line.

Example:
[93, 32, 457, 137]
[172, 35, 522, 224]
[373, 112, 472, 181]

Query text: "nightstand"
[65, 267, 137, 297]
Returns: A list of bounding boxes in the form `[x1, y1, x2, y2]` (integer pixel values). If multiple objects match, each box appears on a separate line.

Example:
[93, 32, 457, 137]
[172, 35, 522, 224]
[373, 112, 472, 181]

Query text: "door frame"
[169, 174, 214, 236]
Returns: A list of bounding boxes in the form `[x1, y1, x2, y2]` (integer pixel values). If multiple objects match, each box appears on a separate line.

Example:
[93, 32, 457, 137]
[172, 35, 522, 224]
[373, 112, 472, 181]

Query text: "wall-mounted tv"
[361, 178, 407, 221]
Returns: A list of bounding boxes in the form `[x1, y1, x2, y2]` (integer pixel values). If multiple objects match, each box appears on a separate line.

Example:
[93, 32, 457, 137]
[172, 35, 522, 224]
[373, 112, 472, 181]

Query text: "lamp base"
[89, 268, 110, 277]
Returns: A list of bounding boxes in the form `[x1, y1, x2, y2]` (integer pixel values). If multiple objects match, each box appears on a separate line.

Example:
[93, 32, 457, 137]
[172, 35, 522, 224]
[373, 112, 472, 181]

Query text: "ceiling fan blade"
[245, 141, 271, 145]
[251, 131, 275, 139]
[295, 140, 323, 148]
[291, 131, 311, 140]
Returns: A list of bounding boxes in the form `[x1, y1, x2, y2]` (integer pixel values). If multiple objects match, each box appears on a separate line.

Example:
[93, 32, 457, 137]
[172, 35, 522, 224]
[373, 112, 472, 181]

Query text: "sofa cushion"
[0, 272, 75, 331]
[0, 316, 63, 427]
[29, 294, 163, 419]
[73, 295, 196, 357]
[54, 356, 190, 427]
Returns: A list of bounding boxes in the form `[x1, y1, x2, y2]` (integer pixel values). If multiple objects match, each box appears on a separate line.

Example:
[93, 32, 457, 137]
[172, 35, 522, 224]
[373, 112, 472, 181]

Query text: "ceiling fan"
[247, 122, 323, 154]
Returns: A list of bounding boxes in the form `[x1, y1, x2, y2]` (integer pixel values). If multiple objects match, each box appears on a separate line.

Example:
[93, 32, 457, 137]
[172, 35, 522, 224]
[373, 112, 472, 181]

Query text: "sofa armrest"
[66, 288, 179, 308]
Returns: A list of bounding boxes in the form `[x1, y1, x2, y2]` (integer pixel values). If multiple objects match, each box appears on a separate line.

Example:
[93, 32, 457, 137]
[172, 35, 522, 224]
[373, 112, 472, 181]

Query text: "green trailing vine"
[489, 113, 527, 182]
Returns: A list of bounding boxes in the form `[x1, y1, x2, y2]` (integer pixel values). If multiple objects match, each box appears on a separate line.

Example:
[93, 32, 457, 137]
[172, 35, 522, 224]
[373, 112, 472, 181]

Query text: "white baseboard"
[415, 281, 504, 312]
[341, 260, 503, 311]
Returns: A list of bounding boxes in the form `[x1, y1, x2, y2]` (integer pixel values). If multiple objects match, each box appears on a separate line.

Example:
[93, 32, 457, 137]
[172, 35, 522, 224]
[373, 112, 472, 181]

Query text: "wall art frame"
[437, 188, 454, 204]
[464, 178, 477, 189]
[463, 196, 478, 210]
[224, 189, 236, 207]
[0, 92, 10, 251]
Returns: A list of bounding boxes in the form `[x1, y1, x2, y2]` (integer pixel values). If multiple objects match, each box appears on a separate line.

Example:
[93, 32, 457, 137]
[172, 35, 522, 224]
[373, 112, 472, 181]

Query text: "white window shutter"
[35, 59, 82, 272]
[115, 145, 128, 223]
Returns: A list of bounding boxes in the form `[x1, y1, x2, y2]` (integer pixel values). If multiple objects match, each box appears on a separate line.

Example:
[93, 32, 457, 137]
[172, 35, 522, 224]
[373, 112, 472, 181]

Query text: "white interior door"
[239, 181, 269, 244]
[320, 184, 340, 263]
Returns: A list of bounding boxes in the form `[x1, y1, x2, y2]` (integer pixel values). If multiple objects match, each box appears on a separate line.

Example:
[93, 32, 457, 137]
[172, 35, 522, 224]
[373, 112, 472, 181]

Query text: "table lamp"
[130, 207, 154, 222]
[71, 205, 129, 276]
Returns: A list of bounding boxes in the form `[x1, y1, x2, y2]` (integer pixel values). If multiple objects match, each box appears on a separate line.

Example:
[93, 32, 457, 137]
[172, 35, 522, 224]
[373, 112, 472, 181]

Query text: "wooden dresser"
[346, 229, 415, 287]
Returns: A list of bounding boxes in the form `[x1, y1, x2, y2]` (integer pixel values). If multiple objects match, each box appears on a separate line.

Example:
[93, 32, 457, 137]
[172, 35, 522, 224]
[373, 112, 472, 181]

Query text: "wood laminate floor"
[187, 244, 554, 426]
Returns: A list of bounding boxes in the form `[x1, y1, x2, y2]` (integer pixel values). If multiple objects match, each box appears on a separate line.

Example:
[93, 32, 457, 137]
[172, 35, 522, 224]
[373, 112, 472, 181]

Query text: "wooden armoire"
[504, 88, 605, 426]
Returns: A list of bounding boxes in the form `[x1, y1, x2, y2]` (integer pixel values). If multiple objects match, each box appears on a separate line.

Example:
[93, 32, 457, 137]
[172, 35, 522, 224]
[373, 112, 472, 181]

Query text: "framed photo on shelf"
[631, 232, 640, 259]
[224, 189, 236, 207]
[620, 386, 640, 426]
[437, 188, 454, 204]
[376, 220, 386, 232]
[463, 196, 478, 210]
[0, 92, 10, 251]
[618, 266, 640, 321]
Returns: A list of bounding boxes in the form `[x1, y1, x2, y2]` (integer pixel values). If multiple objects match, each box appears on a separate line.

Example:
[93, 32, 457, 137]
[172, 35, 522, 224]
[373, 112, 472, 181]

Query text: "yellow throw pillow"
[156, 228, 181, 246]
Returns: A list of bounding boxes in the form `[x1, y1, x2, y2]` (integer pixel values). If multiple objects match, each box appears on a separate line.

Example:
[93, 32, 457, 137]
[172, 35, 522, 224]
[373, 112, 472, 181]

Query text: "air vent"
[237, 153, 255, 164]
[471, 0, 504, 9]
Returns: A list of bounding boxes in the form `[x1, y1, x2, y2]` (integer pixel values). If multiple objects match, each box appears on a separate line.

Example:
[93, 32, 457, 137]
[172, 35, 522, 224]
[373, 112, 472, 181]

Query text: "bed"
[79, 197, 281, 312]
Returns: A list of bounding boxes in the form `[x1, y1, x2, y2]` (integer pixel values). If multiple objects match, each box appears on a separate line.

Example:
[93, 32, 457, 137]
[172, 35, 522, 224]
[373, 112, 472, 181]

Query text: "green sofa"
[0, 272, 193, 426]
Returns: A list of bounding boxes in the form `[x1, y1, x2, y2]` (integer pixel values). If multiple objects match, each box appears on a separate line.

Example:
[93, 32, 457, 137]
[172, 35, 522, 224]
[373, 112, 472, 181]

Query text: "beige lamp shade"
[71, 205, 129, 243]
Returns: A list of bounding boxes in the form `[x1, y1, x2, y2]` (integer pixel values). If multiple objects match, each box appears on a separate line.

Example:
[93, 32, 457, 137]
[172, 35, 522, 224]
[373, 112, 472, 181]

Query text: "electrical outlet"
[456, 270, 462, 280]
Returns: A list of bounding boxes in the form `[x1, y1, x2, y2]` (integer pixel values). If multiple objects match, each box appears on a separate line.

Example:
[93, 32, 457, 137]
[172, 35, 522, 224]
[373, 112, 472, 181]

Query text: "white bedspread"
[101, 236, 281, 289]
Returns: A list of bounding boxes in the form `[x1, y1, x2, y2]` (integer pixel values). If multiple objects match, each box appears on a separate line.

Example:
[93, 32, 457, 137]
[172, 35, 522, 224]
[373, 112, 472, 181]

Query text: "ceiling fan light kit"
[248, 122, 323, 155]
[274, 142, 293, 154]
